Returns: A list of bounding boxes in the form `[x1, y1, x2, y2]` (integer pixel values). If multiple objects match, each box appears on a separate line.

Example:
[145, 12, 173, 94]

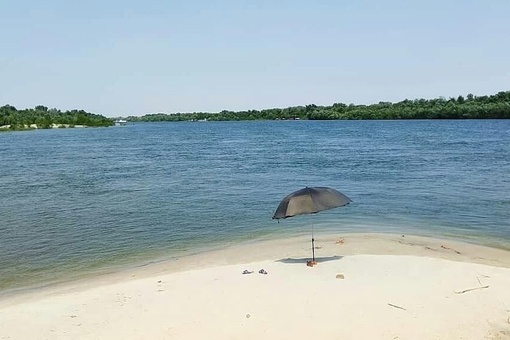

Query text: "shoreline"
[1, 232, 510, 339]
[2, 228, 509, 298]
[2, 232, 510, 302]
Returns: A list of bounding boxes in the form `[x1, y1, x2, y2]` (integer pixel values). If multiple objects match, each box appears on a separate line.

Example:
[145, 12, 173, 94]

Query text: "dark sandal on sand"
[242, 270, 253, 274]
[258, 269, 268, 275]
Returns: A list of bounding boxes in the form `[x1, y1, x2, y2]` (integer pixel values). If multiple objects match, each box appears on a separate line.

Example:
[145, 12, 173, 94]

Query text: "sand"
[1, 233, 510, 339]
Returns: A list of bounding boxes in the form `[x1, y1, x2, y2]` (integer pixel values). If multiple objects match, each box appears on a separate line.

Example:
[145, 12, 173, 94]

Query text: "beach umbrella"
[272, 187, 352, 265]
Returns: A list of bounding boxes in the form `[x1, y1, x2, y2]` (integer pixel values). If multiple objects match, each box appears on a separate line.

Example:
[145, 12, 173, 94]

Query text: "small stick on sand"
[454, 285, 489, 294]
[388, 303, 407, 311]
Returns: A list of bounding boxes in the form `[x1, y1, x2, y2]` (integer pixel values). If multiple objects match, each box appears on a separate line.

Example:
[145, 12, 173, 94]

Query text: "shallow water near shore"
[1, 120, 509, 293]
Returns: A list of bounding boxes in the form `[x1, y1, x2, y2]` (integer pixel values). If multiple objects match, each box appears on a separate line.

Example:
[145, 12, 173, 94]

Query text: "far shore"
[1, 233, 510, 339]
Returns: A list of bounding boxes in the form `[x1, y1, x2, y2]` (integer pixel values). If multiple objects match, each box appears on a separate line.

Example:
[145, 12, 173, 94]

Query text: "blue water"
[1, 120, 509, 293]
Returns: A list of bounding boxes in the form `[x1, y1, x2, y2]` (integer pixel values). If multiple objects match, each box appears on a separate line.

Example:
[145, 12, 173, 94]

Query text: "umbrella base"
[306, 260, 318, 267]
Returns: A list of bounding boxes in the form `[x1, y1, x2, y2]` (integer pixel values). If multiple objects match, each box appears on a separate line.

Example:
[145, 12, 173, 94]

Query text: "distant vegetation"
[127, 90, 510, 122]
[3, 91, 509, 131]
[0, 105, 113, 131]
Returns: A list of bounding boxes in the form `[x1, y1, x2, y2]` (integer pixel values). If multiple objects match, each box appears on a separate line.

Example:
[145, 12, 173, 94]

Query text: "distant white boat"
[114, 119, 127, 126]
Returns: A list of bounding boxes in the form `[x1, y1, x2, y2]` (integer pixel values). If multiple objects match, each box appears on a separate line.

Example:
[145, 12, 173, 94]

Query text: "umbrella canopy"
[272, 186, 352, 220]
[272, 186, 352, 265]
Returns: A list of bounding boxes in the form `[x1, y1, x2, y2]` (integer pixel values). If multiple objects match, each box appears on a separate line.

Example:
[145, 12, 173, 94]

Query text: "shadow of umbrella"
[273, 186, 351, 265]
[276, 255, 344, 264]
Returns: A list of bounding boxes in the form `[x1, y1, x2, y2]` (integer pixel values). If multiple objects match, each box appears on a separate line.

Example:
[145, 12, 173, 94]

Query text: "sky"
[1, 1, 509, 117]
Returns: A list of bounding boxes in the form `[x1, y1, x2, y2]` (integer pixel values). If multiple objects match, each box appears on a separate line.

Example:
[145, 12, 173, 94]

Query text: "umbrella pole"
[312, 237, 315, 262]
[311, 221, 315, 263]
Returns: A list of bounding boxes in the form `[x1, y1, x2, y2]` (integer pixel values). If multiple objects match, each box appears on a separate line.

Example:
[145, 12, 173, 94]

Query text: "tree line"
[3, 90, 509, 129]
[0, 105, 113, 130]
[126, 90, 510, 122]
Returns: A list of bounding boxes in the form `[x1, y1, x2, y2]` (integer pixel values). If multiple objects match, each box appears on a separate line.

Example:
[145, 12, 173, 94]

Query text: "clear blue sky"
[1, 1, 509, 117]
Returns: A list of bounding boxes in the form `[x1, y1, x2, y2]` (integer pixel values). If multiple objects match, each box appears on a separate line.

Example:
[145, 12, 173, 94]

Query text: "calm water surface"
[1, 120, 509, 293]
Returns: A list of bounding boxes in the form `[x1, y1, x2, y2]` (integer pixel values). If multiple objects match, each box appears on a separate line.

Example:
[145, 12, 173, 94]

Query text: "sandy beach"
[1, 233, 510, 339]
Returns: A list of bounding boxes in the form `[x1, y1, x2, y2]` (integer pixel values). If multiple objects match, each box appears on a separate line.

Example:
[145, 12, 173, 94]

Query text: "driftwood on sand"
[388, 303, 407, 311]
[454, 285, 490, 294]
